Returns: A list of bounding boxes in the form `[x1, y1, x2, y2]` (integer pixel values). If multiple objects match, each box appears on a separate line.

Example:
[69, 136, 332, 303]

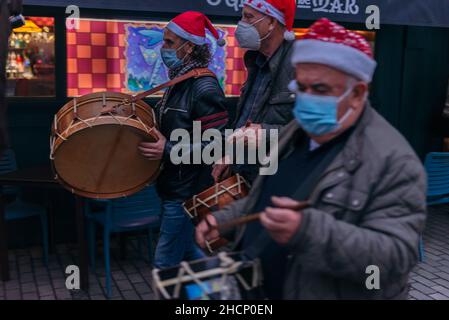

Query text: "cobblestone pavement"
[409, 205, 449, 300]
[1, 205, 449, 300]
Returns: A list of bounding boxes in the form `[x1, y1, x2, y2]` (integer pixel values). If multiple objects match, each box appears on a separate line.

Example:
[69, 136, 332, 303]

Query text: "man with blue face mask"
[197, 19, 427, 300]
[138, 12, 228, 269]
[212, 0, 297, 184]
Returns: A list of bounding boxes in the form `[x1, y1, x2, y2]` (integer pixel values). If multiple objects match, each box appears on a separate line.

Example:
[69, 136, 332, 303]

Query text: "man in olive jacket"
[196, 19, 427, 300]
[212, 0, 297, 184]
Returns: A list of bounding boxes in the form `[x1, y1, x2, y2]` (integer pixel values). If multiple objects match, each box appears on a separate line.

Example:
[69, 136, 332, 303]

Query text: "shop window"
[6, 17, 56, 97]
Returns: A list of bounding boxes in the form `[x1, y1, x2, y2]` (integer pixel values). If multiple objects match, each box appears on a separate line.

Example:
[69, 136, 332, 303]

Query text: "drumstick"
[215, 201, 309, 232]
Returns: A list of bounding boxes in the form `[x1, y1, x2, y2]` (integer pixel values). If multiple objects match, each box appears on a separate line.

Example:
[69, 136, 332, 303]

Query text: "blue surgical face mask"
[288, 80, 354, 136]
[160, 41, 188, 69]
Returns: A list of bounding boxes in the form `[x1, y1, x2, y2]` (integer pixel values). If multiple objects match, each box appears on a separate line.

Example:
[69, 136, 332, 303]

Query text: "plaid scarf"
[158, 60, 208, 125]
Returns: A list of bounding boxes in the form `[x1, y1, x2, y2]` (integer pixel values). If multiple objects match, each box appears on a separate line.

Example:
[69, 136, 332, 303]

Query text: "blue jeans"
[154, 200, 205, 269]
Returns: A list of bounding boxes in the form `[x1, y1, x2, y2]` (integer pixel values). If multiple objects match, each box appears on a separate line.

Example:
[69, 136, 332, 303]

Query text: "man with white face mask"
[212, 0, 297, 184]
[197, 19, 427, 300]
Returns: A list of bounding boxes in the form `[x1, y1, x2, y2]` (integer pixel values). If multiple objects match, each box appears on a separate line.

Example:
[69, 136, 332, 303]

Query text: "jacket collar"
[244, 40, 294, 76]
[281, 102, 374, 174]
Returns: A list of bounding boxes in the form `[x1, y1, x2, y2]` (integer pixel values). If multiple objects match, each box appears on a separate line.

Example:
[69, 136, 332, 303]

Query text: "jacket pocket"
[320, 186, 369, 221]
[262, 92, 295, 124]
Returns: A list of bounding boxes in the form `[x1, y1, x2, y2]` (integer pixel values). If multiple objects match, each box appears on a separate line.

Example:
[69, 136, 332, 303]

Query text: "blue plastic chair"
[420, 152, 449, 262]
[424, 152, 449, 205]
[86, 185, 161, 298]
[0, 149, 49, 265]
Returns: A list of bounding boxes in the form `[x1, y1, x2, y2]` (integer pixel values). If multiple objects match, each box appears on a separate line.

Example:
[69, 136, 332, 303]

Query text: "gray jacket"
[214, 105, 427, 300]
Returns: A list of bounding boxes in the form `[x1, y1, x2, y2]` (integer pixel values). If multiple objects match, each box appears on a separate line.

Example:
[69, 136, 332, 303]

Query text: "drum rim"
[56, 91, 152, 118]
[51, 158, 162, 199]
[51, 115, 158, 154]
[183, 174, 249, 213]
[51, 117, 160, 199]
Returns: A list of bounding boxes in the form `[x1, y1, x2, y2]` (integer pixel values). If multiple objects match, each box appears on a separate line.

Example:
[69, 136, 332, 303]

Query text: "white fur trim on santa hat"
[292, 39, 377, 83]
[167, 21, 205, 45]
[244, 0, 286, 25]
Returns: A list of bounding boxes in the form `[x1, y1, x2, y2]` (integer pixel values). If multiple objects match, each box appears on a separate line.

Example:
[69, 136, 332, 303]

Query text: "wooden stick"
[216, 201, 310, 232]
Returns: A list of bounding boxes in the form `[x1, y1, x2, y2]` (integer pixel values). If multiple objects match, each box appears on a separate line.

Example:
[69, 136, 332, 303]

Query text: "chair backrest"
[110, 185, 161, 222]
[424, 152, 449, 198]
[0, 149, 19, 195]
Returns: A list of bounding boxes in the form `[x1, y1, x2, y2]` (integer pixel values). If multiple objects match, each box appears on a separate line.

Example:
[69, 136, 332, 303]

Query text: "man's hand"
[195, 215, 220, 249]
[138, 128, 167, 160]
[212, 155, 233, 182]
[260, 196, 304, 245]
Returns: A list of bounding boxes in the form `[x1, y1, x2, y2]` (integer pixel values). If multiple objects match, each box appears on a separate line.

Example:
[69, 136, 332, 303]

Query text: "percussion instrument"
[50, 68, 216, 199]
[50, 91, 160, 199]
[183, 174, 250, 253]
[152, 252, 262, 300]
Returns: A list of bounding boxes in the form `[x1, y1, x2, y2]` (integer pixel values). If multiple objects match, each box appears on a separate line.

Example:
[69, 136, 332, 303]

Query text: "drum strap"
[130, 68, 216, 102]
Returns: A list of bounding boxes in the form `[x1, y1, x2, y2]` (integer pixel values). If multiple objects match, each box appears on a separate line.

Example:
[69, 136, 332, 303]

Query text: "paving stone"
[413, 275, 438, 287]
[121, 290, 140, 300]
[411, 282, 436, 295]
[5, 289, 22, 300]
[429, 293, 449, 300]
[432, 285, 449, 297]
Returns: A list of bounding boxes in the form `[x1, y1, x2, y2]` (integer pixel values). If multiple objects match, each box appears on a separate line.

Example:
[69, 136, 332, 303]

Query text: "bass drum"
[50, 91, 161, 199]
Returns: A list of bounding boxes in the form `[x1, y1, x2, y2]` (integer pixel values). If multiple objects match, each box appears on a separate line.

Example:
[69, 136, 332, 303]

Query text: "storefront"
[6, 1, 449, 169]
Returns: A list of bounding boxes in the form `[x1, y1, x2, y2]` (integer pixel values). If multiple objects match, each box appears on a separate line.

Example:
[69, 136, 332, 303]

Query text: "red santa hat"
[292, 18, 377, 82]
[166, 11, 225, 47]
[244, 0, 296, 40]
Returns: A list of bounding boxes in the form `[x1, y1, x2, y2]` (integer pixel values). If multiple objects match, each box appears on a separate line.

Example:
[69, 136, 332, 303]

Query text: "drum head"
[53, 123, 160, 199]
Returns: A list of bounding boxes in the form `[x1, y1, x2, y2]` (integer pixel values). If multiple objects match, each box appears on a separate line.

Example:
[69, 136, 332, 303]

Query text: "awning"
[25, 0, 449, 28]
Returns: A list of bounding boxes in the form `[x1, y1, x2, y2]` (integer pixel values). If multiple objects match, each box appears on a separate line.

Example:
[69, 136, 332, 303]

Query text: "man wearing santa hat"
[197, 19, 427, 299]
[139, 12, 228, 269]
[212, 0, 297, 184]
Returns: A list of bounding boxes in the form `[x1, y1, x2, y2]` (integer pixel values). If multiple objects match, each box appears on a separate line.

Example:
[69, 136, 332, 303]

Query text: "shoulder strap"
[131, 68, 216, 102]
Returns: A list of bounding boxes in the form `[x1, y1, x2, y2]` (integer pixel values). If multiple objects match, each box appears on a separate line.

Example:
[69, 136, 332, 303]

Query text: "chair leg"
[104, 229, 112, 299]
[39, 212, 49, 266]
[147, 228, 154, 265]
[419, 236, 425, 262]
[87, 220, 96, 271]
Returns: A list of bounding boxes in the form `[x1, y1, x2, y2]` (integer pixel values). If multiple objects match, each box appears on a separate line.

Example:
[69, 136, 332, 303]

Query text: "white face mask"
[235, 16, 274, 50]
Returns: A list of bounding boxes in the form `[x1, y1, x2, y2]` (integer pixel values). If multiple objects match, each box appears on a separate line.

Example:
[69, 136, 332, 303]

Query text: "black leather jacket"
[155, 75, 228, 201]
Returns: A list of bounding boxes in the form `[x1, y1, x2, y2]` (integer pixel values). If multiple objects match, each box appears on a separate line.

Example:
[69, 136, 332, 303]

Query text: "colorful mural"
[66, 18, 246, 97]
[125, 24, 227, 93]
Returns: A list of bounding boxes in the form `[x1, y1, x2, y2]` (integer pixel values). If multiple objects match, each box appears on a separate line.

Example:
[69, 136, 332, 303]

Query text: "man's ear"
[269, 16, 277, 30]
[186, 42, 194, 55]
[351, 82, 369, 108]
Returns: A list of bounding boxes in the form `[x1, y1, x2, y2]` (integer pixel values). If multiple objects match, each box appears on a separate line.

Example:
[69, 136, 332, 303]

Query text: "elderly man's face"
[294, 63, 368, 120]
[241, 5, 276, 40]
